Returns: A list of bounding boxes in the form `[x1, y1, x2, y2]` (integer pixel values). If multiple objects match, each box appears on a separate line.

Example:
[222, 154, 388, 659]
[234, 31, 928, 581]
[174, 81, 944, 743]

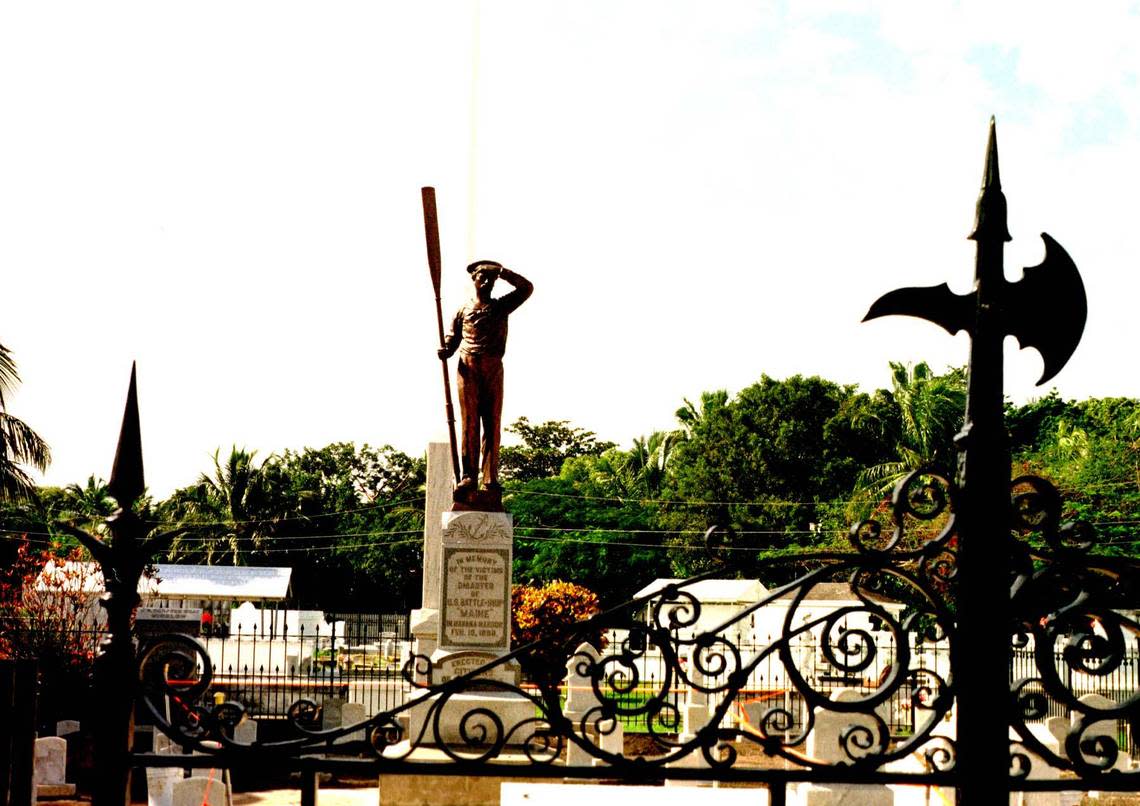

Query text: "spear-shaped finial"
[107, 362, 145, 507]
[969, 117, 1012, 243]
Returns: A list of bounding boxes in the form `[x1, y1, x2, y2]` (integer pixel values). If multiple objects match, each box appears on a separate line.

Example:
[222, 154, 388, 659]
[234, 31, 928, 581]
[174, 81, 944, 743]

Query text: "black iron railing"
[58, 120, 1140, 806]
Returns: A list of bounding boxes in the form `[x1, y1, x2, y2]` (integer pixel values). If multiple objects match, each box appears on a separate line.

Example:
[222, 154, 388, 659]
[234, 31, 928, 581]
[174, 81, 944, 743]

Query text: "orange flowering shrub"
[511, 580, 600, 647]
[511, 580, 601, 684]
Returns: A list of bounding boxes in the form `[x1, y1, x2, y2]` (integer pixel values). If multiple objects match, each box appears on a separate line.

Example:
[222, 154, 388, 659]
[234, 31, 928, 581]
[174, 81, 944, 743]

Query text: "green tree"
[674, 391, 730, 441]
[500, 417, 616, 481]
[854, 361, 965, 502]
[158, 442, 426, 609]
[504, 429, 685, 604]
[1008, 395, 1140, 557]
[161, 446, 278, 565]
[662, 375, 896, 576]
[0, 344, 51, 501]
[612, 431, 679, 499]
[57, 476, 115, 529]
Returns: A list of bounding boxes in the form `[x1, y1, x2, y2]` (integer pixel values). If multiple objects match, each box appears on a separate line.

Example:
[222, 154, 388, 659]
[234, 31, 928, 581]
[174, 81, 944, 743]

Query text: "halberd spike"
[969, 117, 1012, 243]
[107, 362, 145, 507]
[982, 116, 1001, 190]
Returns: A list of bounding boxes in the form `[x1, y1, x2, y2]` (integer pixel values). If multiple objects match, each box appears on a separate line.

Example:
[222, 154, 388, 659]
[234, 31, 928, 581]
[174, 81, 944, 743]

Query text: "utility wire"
[16, 472, 1140, 528]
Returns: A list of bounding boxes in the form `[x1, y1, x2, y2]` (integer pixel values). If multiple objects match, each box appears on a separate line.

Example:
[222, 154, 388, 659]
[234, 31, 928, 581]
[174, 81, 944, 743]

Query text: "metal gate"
[68, 120, 1140, 805]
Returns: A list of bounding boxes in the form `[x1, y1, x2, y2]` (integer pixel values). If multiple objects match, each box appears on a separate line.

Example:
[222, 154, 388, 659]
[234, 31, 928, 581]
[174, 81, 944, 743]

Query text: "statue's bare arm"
[495, 268, 533, 313]
[438, 310, 463, 360]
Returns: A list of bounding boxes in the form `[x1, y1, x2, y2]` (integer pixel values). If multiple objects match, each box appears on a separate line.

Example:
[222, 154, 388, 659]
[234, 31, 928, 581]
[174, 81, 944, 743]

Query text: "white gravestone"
[171, 775, 229, 806]
[147, 731, 182, 806]
[564, 642, 623, 767]
[1073, 693, 1130, 771]
[340, 701, 368, 744]
[666, 646, 718, 785]
[190, 741, 234, 806]
[790, 688, 893, 806]
[55, 720, 80, 737]
[1008, 721, 1066, 806]
[233, 718, 258, 745]
[33, 736, 73, 797]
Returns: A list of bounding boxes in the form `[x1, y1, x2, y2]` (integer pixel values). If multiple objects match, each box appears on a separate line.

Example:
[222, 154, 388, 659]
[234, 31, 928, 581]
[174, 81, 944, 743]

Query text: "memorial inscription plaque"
[438, 510, 512, 653]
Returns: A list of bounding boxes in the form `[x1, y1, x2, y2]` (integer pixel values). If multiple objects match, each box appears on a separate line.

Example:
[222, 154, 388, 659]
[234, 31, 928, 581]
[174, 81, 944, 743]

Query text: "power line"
[139, 493, 424, 528]
[506, 489, 851, 507]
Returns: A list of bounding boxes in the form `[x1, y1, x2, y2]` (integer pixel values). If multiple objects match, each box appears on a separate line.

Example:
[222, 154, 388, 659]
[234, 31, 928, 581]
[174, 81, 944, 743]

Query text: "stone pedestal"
[408, 450, 530, 746]
[415, 507, 519, 687]
[408, 443, 455, 678]
[438, 511, 513, 654]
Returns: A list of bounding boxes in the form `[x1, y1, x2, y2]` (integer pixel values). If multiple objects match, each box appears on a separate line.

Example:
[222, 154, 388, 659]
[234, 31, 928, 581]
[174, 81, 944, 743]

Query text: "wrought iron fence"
[1012, 645, 1140, 761]
[68, 614, 1140, 750]
[55, 121, 1140, 806]
[161, 614, 411, 719]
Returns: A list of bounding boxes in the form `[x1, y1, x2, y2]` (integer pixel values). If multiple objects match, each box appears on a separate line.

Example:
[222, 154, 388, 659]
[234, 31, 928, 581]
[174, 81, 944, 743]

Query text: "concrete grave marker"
[790, 688, 893, 805]
[33, 735, 75, 797]
[564, 642, 623, 767]
[171, 775, 229, 806]
[55, 720, 80, 737]
[233, 718, 258, 745]
[1072, 693, 1129, 771]
[666, 645, 719, 785]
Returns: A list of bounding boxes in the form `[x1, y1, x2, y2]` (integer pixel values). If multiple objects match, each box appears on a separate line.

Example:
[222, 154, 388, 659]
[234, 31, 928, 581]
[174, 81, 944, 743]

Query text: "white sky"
[2, 1, 1139, 497]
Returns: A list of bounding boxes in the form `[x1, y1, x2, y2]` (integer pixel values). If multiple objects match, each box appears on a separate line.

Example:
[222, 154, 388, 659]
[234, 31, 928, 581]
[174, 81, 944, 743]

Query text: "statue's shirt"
[453, 286, 530, 359]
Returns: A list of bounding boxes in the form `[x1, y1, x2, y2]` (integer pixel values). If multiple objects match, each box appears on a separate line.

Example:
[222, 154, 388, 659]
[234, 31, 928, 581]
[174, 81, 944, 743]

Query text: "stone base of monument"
[788, 784, 894, 805]
[405, 688, 537, 747]
[35, 784, 78, 800]
[428, 649, 521, 686]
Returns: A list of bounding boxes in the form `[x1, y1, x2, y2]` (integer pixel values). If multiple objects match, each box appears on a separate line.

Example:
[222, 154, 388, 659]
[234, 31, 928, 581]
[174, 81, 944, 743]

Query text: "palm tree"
[57, 475, 115, 531]
[674, 390, 729, 441]
[164, 447, 276, 564]
[0, 344, 50, 501]
[856, 361, 966, 500]
[620, 431, 678, 498]
[199, 447, 278, 563]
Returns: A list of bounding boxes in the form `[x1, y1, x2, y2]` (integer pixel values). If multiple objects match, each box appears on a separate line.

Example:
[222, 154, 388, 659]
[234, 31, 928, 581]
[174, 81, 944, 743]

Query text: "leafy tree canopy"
[499, 417, 616, 482]
[662, 375, 898, 575]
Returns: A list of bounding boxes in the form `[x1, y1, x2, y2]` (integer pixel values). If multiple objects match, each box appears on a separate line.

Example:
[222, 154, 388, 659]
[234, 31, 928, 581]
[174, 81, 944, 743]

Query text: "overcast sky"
[2, 2, 1139, 497]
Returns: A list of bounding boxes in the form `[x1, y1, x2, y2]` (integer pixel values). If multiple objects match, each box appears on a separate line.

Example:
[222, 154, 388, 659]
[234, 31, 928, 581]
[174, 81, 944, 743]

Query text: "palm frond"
[0, 412, 51, 470]
[0, 343, 19, 408]
[0, 459, 37, 501]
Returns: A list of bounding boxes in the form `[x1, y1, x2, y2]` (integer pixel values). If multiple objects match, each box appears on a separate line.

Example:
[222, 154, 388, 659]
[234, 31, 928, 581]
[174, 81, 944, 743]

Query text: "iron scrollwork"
[1009, 474, 1140, 779]
[68, 120, 1139, 804]
[135, 469, 963, 784]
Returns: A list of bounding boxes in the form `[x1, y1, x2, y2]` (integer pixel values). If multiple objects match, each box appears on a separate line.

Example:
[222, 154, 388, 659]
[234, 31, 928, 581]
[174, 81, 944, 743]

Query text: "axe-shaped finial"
[864, 118, 1086, 385]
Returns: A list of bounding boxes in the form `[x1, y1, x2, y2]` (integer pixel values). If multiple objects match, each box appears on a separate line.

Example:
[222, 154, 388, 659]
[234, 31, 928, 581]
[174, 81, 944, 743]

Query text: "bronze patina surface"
[438, 260, 532, 511]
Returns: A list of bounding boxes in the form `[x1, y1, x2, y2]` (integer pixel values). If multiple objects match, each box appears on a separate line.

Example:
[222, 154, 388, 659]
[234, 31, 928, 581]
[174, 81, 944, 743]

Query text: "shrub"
[0, 541, 104, 727]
